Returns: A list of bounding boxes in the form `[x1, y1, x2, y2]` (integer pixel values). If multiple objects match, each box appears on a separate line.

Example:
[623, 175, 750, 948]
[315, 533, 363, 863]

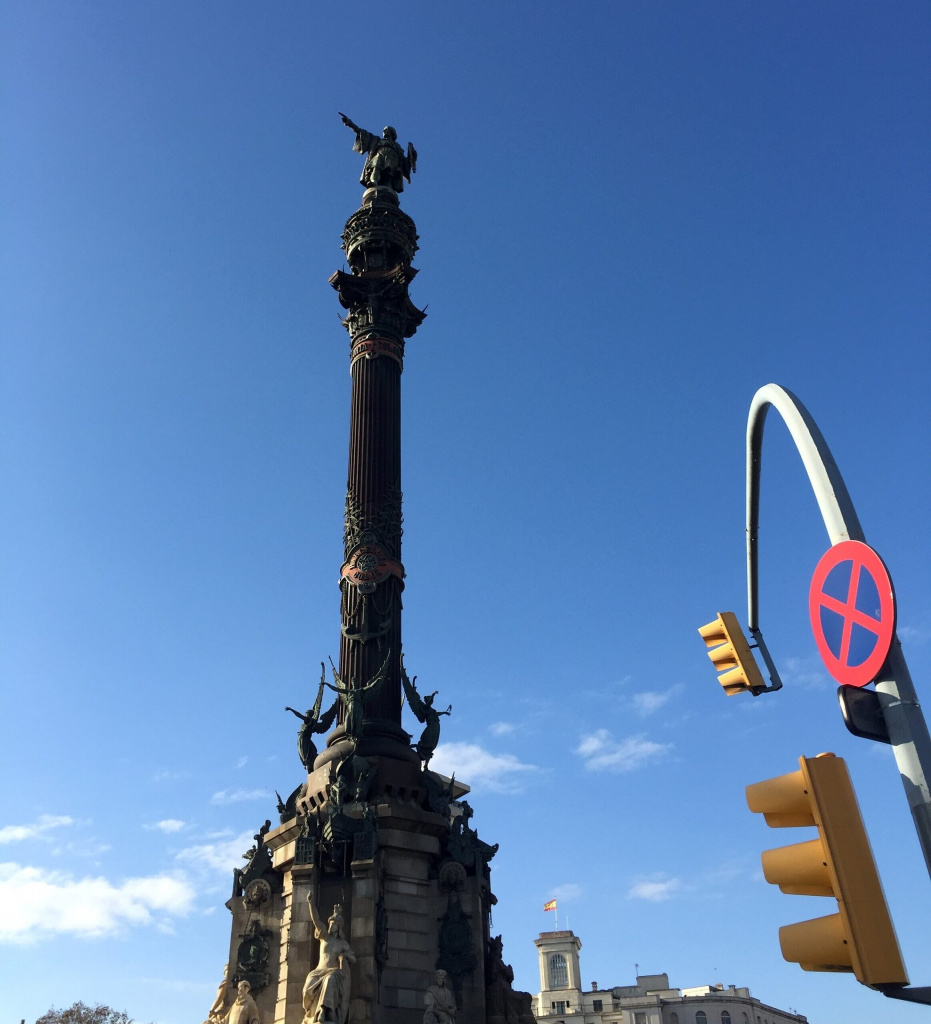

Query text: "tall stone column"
[320, 184, 425, 766]
[213, 122, 535, 1024]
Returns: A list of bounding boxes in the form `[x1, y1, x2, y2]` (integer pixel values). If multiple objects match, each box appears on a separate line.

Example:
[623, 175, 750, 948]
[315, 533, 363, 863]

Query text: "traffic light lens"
[780, 914, 852, 973]
[762, 838, 832, 896]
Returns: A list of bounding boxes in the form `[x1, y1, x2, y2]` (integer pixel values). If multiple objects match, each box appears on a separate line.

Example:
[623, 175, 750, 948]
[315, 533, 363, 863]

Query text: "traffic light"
[746, 753, 907, 988]
[698, 611, 766, 696]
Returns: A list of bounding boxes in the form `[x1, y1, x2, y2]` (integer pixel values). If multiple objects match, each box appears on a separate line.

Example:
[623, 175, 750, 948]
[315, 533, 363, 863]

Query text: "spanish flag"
[543, 899, 557, 912]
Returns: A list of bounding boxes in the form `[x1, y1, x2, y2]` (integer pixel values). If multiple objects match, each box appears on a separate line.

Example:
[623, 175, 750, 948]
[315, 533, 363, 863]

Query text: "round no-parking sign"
[809, 540, 896, 688]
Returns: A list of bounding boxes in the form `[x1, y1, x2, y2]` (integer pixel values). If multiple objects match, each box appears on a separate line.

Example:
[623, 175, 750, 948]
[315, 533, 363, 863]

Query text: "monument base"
[213, 754, 534, 1024]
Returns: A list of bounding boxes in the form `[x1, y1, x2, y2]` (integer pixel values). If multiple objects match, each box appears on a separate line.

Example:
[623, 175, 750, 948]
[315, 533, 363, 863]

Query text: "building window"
[592, 1000, 603, 1012]
[670, 1014, 679, 1024]
[696, 1013, 708, 1024]
[550, 954, 569, 989]
[721, 1015, 731, 1024]
[552, 1003, 566, 1015]
[634, 1014, 646, 1024]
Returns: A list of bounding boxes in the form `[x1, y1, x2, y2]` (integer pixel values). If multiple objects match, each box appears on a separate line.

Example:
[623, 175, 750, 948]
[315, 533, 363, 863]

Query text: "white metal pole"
[746, 383, 931, 878]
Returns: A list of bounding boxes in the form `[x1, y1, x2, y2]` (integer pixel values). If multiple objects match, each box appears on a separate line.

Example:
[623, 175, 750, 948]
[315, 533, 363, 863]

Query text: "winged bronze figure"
[285, 663, 339, 771]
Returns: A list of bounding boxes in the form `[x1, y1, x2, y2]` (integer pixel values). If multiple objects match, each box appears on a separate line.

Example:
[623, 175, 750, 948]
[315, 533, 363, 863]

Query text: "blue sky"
[2, 3, 930, 1022]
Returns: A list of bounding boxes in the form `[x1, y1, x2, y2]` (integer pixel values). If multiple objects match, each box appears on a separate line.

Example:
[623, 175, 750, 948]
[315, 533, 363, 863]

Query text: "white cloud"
[781, 656, 828, 689]
[549, 883, 582, 902]
[0, 862, 195, 943]
[152, 769, 190, 783]
[431, 743, 537, 794]
[144, 819, 186, 834]
[489, 722, 515, 736]
[176, 831, 254, 874]
[210, 788, 268, 805]
[627, 875, 683, 902]
[898, 621, 931, 645]
[236, 756, 249, 769]
[576, 730, 671, 772]
[632, 685, 683, 715]
[0, 815, 73, 844]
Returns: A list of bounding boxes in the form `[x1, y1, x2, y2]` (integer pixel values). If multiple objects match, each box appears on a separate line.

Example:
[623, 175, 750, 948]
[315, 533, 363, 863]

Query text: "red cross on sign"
[809, 540, 896, 688]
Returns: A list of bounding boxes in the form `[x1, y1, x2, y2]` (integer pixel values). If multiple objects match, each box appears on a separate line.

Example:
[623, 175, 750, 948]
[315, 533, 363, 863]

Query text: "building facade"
[534, 931, 807, 1024]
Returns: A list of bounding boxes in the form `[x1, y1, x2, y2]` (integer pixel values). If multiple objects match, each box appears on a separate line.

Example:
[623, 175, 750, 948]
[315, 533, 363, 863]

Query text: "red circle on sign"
[809, 540, 895, 687]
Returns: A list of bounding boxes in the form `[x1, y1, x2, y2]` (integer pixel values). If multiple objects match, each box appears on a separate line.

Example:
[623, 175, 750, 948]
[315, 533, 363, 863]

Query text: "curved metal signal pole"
[747, 383, 931, 880]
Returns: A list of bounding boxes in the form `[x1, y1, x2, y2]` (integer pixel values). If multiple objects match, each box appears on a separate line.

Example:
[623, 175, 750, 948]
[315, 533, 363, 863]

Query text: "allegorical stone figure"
[340, 112, 417, 192]
[303, 875, 357, 1024]
[486, 935, 536, 1024]
[226, 980, 261, 1024]
[424, 969, 457, 1024]
[203, 963, 231, 1024]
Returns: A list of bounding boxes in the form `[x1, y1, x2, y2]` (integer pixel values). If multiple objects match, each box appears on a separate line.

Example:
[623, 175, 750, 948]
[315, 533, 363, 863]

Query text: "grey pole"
[746, 383, 931, 879]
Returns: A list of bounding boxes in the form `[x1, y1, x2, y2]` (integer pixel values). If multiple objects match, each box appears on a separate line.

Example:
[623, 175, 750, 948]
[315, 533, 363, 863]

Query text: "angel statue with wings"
[401, 656, 451, 768]
[285, 664, 340, 771]
[324, 650, 390, 746]
[340, 113, 417, 193]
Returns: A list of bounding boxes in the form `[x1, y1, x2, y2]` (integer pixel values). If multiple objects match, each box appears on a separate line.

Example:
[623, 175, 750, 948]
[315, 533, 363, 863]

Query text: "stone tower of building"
[534, 931, 584, 1015]
[209, 119, 536, 1024]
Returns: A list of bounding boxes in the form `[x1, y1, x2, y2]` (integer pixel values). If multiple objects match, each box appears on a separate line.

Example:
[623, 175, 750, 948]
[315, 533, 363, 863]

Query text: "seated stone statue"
[302, 880, 357, 1024]
[486, 935, 536, 1024]
[203, 964, 231, 1024]
[226, 980, 261, 1024]
[424, 969, 456, 1024]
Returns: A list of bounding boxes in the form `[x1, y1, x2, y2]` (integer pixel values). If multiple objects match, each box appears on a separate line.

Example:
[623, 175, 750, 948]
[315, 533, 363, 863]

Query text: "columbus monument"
[205, 117, 537, 1024]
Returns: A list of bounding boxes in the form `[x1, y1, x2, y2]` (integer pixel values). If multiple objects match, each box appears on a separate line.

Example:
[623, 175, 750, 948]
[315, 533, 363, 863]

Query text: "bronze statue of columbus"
[340, 113, 417, 192]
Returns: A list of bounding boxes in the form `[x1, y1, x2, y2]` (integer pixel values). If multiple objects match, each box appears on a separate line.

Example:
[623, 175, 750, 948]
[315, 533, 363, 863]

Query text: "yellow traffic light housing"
[698, 611, 767, 696]
[746, 753, 907, 988]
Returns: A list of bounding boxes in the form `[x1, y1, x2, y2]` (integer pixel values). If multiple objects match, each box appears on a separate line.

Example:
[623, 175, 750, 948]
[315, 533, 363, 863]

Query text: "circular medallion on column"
[340, 544, 405, 588]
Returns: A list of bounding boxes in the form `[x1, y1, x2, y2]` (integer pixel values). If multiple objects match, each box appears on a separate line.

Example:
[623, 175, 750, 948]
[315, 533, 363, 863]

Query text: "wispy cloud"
[631, 684, 684, 715]
[431, 743, 537, 794]
[899, 618, 931, 645]
[781, 656, 828, 689]
[236, 756, 249, 769]
[210, 788, 268, 805]
[0, 863, 195, 943]
[489, 722, 515, 736]
[176, 831, 254, 874]
[576, 730, 671, 772]
[0, 815, 73, 845]
[143, 819, 186, 834]
[548, 883, 582, 902]
[153, 769, 190, 783]
[627, 874, 683, 902]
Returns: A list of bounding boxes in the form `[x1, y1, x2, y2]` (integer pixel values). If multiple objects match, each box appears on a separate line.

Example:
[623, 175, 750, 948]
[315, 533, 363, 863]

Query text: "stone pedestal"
[238, 753, 497, 1024]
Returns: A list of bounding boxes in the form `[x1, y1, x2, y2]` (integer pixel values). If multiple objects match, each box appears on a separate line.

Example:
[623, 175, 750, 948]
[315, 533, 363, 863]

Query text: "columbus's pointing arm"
[339, 112, 361, 134]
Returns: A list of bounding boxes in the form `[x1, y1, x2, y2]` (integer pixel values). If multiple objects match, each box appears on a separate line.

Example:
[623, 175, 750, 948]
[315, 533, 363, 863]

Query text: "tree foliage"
[37, 1002, 135, 1024]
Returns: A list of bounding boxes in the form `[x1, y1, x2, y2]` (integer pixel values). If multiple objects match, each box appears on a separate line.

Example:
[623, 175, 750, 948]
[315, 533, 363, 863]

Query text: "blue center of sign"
[854, 568, 881, 620]
[818, 607, 879, 667]
[818, 560, 882, 667]
[822, 560, 852, 601]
